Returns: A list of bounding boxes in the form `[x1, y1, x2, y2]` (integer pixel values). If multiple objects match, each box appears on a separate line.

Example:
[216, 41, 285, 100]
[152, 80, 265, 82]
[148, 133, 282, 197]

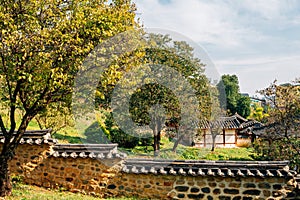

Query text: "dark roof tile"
[51, 144, 126, 159]
[0, 129, 57, 145]
[122, 159, 296, 178]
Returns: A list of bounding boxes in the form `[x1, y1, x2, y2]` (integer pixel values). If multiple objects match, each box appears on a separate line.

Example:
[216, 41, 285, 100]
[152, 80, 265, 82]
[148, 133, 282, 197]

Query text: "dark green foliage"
[236, 96, 251, 118]
[129, 83, 180, 126]
[217, 74, 250, 118]
[83, 122, 111, 144]
[94, 110, 141, 148]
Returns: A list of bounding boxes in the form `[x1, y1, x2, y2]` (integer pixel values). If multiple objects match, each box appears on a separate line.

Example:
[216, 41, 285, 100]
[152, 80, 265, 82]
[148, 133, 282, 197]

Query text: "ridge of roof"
[232, 112, 248, 122]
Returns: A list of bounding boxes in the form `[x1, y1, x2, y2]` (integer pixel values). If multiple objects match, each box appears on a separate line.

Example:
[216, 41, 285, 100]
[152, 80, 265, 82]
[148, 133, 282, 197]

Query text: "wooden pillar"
[235, 130, 238, 145]
[223, 129, 225, 146]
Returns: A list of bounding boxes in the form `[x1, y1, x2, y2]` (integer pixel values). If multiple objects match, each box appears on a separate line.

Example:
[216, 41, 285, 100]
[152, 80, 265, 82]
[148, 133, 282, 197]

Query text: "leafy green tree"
[0, 0, 137, 196]
[96, 33, 211, 156]
[129, 83, 180, 155]
[217, 74, 239, 114]
[217, 74, 250, 118]
[236, 96, 251, 118]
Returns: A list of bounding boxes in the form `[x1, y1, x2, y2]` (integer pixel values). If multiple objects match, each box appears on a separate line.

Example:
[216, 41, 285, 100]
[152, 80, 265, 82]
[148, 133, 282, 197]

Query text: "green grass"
[52, 132, 83, 144]
[8, 182, 145, 200]
[120, 136, 256, 161]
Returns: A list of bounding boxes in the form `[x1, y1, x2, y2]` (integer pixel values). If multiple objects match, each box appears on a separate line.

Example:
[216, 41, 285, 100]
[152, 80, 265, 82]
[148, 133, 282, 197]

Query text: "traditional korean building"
[194, 113, 262, 148]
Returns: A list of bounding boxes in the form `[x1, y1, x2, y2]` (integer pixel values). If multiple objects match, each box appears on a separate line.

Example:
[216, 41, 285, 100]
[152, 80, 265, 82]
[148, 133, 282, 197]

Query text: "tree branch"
[8, 80, 22, 135]
[0, 115, 7, 136]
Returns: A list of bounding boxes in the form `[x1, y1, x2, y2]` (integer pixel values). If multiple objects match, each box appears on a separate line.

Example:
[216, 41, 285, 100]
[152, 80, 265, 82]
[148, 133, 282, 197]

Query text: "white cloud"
[215, 55, 300, 95]
[135, 0, 259, 48]
[239, 0, 300, 20]
[134, 0, 300, 95]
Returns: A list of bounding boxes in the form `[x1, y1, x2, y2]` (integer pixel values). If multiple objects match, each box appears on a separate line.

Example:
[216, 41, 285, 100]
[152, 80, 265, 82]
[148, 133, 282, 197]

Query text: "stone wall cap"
[51, 143, 126, 159]
[0, 129, 57, 145]
[123, 159, 296, 178]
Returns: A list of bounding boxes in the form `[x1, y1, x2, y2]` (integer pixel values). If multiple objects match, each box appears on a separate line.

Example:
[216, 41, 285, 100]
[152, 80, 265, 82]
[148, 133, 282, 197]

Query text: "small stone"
[207, 177, 215, 181]
[191, 187, 200, 193]
[272, 191, 282, 197]
[224, 188, 239, 194]
[258, 182, 271, 189]
[168, 191, 177, 198]
[243, 183, 256, 188]
[176, 179, 185, 185]
[196, 181, 206, 187]
[107, 184, 116, 189]
[187, 194, 205, 199]
[242, 197, 253, 200]
[229, 182, 241, 187]
[219, 196, 231, 200]
[207, 196, 213, 200]
[188, 181, 194, 186]
[273, 184, 282, 190]
[175, 186, 189, 192]
[213, 188, 221, 195]
[208, 182, 217, 187]
[219, 183, 226, 188]
[243, 190, 261, 196]
[201, 187, 210, 193]
[164, 181, 172, 186]
[263, 190, 271, 197]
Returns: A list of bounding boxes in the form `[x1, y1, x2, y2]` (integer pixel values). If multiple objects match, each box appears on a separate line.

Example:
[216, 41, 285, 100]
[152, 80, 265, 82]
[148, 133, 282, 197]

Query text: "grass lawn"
[120, 136, 256, 161]
[7, 183, 144, 200]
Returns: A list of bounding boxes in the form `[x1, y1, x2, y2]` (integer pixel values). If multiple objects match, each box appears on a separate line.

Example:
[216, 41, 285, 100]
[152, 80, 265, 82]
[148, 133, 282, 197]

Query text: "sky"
[134, 0, 300, 96]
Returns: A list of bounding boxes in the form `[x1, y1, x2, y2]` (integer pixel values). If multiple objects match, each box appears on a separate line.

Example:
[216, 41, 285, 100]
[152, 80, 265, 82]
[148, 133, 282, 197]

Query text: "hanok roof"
[123, 159, 295, 178]
[252, 121, 299, 138]
[0, 129, 57, 145]
[51, 144, 127, 159]
[199, 113, 262, 130]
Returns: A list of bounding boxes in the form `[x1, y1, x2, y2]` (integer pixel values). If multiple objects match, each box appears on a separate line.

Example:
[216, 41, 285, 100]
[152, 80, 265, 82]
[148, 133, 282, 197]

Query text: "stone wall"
[1, 131, 299, 200]
[5, 143, 124, 198]
[106, 173, 298, 200]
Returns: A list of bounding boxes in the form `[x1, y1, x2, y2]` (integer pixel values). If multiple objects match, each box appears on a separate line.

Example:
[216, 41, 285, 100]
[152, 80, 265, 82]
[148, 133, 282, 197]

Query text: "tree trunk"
[172, 134, 184, 152]
[0, 114, 33, 197]
[157, 131, 161, 151]
[211, 136, 216, 151]
[153, 133, 160, 156]
[0, 156, 12, 197]
[251, 133, 256, 143]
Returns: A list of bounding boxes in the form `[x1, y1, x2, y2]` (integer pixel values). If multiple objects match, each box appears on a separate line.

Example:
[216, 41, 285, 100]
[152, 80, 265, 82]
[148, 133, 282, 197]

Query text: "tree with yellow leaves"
[0, 0, 137, 196]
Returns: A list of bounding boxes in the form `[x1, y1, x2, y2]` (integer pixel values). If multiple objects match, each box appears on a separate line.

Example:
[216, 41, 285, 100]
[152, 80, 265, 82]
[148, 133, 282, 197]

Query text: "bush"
[253, 138, 300, 171]
[89, 109, 150, 148]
